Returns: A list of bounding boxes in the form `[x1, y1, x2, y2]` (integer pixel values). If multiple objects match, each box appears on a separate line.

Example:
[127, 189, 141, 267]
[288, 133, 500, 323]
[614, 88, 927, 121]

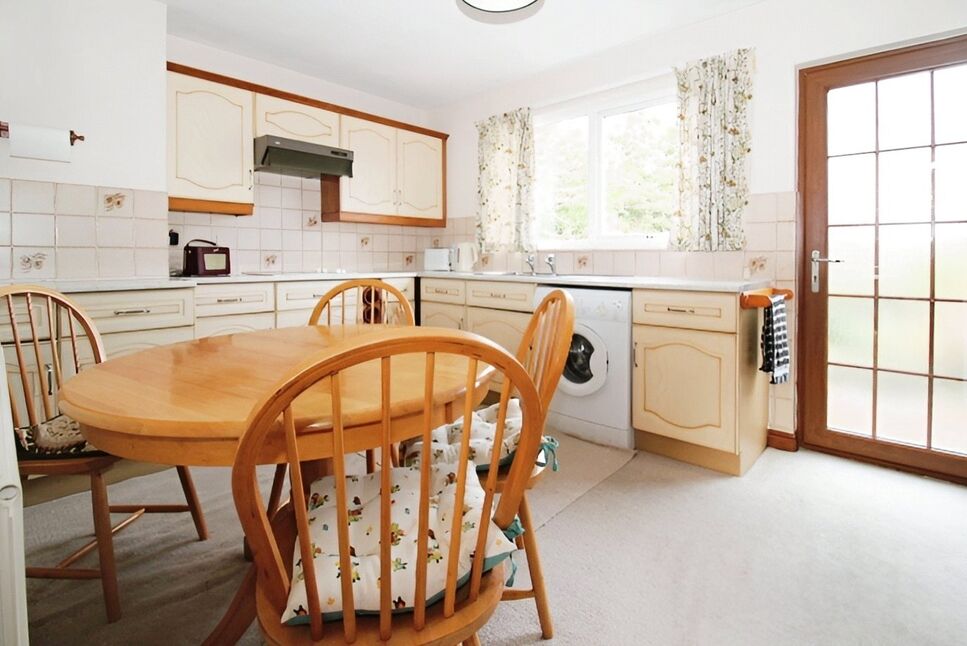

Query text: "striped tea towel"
[759, 294, 790, 385]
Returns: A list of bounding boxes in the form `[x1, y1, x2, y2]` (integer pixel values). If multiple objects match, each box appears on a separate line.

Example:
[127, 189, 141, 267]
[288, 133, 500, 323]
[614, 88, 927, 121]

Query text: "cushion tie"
[536, 436, 560, 472]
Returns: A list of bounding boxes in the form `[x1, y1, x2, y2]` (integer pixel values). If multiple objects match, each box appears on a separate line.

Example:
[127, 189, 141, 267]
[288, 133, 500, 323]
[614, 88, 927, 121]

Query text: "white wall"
[166, 36, 431, 129]
[430, 0, 967, 219]
[0, 0, 168, 191]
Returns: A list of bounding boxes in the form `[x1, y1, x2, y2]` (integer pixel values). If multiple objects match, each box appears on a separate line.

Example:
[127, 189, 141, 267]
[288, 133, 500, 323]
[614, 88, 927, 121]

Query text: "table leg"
[202, 563, 257, 646]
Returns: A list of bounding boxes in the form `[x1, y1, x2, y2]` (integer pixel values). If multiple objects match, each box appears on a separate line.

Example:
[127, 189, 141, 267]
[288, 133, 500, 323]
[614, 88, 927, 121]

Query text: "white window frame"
[534, 74, 678, 251]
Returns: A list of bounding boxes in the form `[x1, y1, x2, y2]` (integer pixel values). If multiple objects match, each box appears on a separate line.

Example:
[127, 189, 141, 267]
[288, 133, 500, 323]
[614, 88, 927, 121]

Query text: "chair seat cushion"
[402, 399, 523, 471]
[283, 462, 516, 625]
[15, 413, 103, 460]
[401, 399, 558, 476]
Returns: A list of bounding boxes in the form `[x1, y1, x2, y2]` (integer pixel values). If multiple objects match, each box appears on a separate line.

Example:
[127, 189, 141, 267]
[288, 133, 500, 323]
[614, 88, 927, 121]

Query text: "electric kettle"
[453, 242, 478, 272]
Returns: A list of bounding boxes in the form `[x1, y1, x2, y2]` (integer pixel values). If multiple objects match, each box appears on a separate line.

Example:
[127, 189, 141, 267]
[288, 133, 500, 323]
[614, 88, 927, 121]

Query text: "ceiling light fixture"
[461, 0, 540, 13]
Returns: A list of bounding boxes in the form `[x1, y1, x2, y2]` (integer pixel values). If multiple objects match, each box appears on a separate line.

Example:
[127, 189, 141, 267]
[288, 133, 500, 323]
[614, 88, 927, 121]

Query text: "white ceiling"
[163, 0, 762, 108]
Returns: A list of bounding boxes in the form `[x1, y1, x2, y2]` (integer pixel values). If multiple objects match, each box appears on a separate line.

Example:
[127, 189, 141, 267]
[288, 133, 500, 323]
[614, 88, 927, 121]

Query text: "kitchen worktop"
[2, 271, 769, 294]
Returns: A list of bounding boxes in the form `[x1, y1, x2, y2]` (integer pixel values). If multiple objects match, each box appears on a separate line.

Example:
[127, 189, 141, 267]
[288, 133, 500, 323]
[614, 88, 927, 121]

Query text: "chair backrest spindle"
[308, 279, 415, 328]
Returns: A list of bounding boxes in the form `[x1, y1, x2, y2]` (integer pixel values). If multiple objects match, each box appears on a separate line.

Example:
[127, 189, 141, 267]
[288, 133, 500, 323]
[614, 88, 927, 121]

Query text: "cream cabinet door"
[254, 94, 340, 146]
[339, 116, 397, 215]
[633, 325, 737, 452]
[167, 72, 254, 203]
[420, 302, 465, 330]
[396, 131, 443, 219]
[466, 307, 529, 387]
[195, 312, 276, 339]
[62, 327, 196, 378]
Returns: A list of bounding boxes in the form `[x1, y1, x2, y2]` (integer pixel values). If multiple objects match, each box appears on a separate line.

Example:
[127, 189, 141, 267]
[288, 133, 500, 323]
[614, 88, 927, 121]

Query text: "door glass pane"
[935, 223, 967, 300]
[878, 299, 929, 373]
[601, 102, 678, 235]
[535, 115, 590, 240]
[934, 63, 967, 145]
[934, 302, 967, 379]
[878, 224, 931, 298]
[878, 72, 931, 150]
[828, 154, 875, 224]
[878, 147, 932, 223]
[935, 143, 967, 222]
[828, 225, 875, 295]
[827, 366, 873, 436]
[828, 82, 876, 156]
[876, 372, 928, 447]
[828, 297, 873, 367]
[932, 379, 967, 455]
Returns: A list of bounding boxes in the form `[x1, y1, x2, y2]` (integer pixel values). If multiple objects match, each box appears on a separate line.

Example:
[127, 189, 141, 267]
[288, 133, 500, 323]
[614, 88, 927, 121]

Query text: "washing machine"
[535, 285, 633, 449]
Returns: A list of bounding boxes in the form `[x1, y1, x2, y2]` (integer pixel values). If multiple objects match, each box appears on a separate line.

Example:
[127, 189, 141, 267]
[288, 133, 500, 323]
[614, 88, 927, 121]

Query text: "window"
[534, 77, 678, 249]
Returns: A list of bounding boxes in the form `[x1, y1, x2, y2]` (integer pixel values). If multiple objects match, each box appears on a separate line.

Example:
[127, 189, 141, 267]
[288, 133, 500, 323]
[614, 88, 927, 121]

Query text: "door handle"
[810, 249, 844, 293]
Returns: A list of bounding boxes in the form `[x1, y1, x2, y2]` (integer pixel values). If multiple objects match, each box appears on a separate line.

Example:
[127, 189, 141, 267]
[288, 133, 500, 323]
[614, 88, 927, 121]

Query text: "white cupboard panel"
[194, 282, 275, 317]
[195, 312, 275, 338]
[397, 131, 443, 219]
[254, 94, 340, 146]
[420, 302, 465, 330]
[168, 72, 254, 203]
[339, 117, 397, 215]
[466, 306, 530, 388]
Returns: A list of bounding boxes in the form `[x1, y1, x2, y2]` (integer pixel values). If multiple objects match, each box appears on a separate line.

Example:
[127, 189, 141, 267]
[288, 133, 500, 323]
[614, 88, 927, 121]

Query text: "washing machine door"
[558, 323, 608, 397]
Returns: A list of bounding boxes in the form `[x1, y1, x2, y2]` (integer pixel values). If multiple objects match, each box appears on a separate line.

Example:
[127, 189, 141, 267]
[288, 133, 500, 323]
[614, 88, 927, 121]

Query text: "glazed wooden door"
[799, 36, 967, 481]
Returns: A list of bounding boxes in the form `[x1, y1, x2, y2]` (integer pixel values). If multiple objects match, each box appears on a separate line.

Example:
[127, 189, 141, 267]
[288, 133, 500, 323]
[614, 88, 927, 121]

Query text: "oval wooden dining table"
[58, 323, 494, 644]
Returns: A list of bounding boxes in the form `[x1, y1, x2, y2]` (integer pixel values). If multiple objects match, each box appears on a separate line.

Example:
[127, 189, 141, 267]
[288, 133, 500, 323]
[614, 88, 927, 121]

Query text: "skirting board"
[767, 429, 798, 452]
[634, 430, 765, 476]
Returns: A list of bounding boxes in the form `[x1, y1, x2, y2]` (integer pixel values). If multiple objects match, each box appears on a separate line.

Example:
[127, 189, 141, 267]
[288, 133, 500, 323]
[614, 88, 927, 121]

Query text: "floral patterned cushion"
[402, 399, 523, 471]
[15, 413, 103, 460]
[283, 462, 516, 625]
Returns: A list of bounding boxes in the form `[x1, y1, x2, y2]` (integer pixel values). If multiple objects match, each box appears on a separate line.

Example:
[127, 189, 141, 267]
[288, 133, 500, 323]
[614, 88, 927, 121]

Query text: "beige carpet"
[23, 439, 967, 645]
[23, 433, 633, 645]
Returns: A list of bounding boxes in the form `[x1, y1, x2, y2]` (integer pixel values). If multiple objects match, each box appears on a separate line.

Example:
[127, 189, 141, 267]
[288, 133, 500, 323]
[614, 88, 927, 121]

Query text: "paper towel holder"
[0, 121, 85, 146]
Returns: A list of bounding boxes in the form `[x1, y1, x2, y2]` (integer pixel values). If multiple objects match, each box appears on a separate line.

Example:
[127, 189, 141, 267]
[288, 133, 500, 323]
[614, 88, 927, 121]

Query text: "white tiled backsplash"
[0, 178, 169, 280]
[167, 172, 475, 275]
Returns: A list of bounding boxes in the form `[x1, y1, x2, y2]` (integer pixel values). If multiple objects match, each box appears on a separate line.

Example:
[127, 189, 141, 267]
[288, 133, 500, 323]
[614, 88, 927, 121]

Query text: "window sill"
[537, 232, 670, 251]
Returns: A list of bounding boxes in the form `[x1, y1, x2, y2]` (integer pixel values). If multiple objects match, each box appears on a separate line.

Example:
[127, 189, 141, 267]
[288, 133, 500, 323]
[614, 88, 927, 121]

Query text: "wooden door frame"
[797, 34, 967, 484]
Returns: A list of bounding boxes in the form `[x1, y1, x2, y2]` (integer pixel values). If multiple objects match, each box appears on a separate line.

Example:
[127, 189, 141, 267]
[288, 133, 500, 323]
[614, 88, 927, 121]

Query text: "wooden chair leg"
[365, 449, 376, 473]
[90, 470, 121, 623]
[176, 466, 209, 541]
[462, 633, 481, 646]
[518, 493, 553, 639]
[390, 442, 400, 467]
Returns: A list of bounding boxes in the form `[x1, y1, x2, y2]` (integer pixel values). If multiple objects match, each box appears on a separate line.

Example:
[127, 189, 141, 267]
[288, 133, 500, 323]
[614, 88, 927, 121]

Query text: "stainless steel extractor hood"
[253, 135, 353, 178]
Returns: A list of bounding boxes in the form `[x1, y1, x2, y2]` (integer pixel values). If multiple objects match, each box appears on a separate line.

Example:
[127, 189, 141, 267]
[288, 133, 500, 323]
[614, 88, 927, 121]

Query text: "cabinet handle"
[216, 297, 242, 304]
[249, 169, 254, 191]
[666, 306, 696, 314]
[113, 308, 150, 316]
[44, 363, 54, 396]
[633, 341, 638, 368]
[458, 317, 464, 330]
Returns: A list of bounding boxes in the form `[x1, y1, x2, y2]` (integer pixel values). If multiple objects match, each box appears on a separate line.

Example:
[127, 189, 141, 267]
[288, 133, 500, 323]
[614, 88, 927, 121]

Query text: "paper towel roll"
[9, 123, 71, 163]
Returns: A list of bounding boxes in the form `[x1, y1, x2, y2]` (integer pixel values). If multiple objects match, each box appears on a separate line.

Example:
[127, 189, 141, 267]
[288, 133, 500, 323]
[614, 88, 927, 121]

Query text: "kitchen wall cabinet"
[254, 94, 340, 147]
[327, 117, 446, 227]
[167, 72, 254, 214]
[396, 131, 443, 219]
[631, 289, 767, 476]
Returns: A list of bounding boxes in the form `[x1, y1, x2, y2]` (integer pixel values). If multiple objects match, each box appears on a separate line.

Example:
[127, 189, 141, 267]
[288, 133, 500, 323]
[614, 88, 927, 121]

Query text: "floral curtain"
[476, 107, 535, 253]
[674, 48, 754, 251]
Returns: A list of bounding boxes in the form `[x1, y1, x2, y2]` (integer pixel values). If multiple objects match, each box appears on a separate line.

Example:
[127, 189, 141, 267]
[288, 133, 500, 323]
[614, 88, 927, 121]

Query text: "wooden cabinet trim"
[167, 62, 449, 140]
[167, 197, 253, 216]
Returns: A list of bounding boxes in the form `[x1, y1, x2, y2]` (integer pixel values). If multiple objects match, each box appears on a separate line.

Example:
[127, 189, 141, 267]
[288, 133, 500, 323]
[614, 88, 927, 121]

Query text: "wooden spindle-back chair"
[308, 279, 415, 328]
[497, 288, 575, 639]
[233, 327, 543, 644]
[1, 285, 208, 623]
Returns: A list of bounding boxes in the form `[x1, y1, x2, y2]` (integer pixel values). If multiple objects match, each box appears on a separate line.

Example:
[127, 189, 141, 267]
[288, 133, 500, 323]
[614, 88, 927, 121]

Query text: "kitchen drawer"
[195, 312, 276, 338]
[194, 282, 275, 318]
[466, 281, 534, 313]
[65, 289, 194, 335]
[421, 278, 465, 305]
[633, 289, 736, 333]
[381, 277, 415, 301]
[63, 326, 195, 377]
[276, 280, 345, 311]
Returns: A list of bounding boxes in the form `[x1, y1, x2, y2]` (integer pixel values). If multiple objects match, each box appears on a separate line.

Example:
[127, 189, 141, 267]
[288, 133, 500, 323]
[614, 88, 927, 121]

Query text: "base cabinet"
[195, 312, 275, 338]
[420, 302, 465, 330]
[465, 307, 530, 388]
[631, 289, 768, 476]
